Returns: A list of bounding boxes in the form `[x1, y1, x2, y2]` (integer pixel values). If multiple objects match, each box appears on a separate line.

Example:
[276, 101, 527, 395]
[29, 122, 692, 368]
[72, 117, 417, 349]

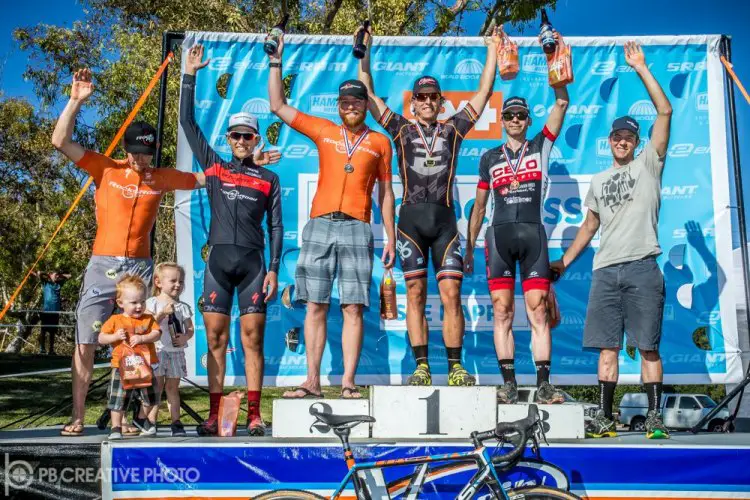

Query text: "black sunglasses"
[228, 131, 257, 141]
[413, 92, 441, 102]
[502, 111, 529, 121]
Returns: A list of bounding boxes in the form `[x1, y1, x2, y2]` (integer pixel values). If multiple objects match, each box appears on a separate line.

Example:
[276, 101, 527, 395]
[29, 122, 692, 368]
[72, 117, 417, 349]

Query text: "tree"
[3, 0, 555, 353]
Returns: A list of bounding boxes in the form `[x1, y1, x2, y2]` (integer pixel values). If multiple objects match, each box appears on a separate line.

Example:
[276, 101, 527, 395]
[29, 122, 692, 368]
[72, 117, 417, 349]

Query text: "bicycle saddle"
[309, 404, 376, 428]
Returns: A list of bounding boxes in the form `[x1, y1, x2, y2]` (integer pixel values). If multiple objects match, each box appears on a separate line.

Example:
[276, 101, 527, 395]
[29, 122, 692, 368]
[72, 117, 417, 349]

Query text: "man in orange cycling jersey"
[267, 34, 396, 399]
[51, 68, 203, 436]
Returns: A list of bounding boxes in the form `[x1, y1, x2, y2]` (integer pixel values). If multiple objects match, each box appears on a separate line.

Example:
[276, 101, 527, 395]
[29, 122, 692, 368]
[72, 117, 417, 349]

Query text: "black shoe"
[534, 382, 566, 404]
[171, 421, 187, 437]
[96, 409, 111, 430]
[496, 381, 519, 404]
[131, 417, 148, 433]
[585, 410, 617, 438]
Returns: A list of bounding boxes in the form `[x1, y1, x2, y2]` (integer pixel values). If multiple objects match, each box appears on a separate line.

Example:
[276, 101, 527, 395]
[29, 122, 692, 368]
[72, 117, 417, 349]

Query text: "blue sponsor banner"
[102, 441, 750, 498]
[174, 33, 741, 386]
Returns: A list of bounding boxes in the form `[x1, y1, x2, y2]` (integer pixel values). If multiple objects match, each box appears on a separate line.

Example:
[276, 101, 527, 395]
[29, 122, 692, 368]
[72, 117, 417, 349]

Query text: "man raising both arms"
[267, 33, 396, 399]
[552, 42, 672, 439]
[465, 32, 569, 403]
[358, 26, 502, 386]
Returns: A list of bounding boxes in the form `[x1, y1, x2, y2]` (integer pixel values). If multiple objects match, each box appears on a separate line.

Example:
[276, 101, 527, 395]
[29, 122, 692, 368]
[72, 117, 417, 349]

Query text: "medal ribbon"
[502, 141, 529, 182]
[414, 121, 441, 158]
[341, 125, 370, 163]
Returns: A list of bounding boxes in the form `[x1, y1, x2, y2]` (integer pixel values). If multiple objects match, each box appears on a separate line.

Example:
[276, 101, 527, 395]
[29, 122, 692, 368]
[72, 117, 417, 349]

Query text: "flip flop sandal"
[60, 422, 84, 436]
[122, 424, 140, 436]
[282, 387, 323, 399]
[341, 386, 363, 399]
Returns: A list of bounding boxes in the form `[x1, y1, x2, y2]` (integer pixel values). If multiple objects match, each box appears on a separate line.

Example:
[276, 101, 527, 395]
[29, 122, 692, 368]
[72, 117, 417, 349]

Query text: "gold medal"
[425, 156, 436, 168]
[510, 179, 521, 191]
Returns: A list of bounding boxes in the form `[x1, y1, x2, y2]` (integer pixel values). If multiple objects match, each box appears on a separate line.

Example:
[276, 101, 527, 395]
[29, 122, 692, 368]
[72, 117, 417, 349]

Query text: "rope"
[0, 52, 175, 324]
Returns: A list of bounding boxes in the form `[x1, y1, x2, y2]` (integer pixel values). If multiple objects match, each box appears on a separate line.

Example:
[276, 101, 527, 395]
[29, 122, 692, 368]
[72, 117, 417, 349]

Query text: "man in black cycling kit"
[358, 26, 502, 386]
[465, 48, 569, 403]
[181, 45, 282, 436]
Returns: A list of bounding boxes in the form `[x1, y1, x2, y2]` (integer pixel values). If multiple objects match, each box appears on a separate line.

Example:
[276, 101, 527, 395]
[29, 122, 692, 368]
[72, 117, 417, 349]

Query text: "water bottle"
[352, 19, 371, 59]
[263, 14, 289, 55]
[539, 9, 556, 54]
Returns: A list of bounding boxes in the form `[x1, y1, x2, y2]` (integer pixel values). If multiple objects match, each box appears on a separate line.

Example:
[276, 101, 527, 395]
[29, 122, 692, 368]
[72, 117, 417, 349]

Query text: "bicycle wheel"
[506, 485, 581, 499]
[253, 489, 326, 500]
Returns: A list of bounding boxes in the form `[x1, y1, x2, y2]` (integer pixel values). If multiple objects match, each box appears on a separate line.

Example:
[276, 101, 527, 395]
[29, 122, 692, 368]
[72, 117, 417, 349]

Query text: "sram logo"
[401, 90, 503, 140]
[666, 61, 706, 72]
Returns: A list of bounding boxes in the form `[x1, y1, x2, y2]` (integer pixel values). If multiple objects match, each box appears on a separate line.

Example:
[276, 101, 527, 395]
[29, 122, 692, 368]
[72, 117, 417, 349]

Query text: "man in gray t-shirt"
[551, 41, 672, 440]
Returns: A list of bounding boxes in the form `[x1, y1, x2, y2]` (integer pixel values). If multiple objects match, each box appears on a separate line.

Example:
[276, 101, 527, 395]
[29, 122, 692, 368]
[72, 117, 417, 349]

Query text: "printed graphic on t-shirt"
[600, 169, 637, 214]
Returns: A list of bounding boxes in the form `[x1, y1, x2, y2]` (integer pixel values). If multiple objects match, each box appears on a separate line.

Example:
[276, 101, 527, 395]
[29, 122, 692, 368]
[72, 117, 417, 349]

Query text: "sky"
[2, 0, 750, 233]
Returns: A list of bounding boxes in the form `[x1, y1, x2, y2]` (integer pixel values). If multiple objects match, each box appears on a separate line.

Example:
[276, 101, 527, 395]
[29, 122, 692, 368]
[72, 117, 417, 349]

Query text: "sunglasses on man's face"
[413, 92, 441, 103]
[229, 131, 257, 141]
[502, 111, 529, 121]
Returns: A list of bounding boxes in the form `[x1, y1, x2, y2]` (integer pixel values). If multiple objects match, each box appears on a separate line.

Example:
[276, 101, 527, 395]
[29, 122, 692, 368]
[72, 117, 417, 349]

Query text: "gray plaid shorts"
[295, 217, 374, 307]
[107, 368, 156, 411]
[154, 350, 187, 378]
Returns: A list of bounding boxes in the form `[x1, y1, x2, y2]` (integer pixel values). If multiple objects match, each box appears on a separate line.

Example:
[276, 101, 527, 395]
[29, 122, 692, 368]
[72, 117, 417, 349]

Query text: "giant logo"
[401, 91, 503, 140]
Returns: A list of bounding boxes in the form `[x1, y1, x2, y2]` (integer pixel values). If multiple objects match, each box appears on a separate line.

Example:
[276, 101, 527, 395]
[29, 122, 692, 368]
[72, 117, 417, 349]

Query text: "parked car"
[619, 393, 729, 432]
[516, 386, 599, 420]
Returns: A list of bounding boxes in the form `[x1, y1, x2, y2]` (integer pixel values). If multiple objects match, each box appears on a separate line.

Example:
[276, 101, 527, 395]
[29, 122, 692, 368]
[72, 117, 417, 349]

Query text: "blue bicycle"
[255, 404, 579, 499]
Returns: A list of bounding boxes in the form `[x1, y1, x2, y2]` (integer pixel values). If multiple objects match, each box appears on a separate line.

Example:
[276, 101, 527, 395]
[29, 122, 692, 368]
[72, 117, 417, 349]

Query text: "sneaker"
[645, 410, 670, 439]
[448, 363, 476, 387]
[196, 416, 218, 436]
[139, 420, 157, 437]
[170, 421, 187, 437]
[247, 416, 267, 437]
[496, 381, 519, 404]
[407, 363, 432, 386]
[534, 382, 565, 404]
[108, 427, 123, 440]
[585, 410, 617, 438]
[131, 417, 148, 433]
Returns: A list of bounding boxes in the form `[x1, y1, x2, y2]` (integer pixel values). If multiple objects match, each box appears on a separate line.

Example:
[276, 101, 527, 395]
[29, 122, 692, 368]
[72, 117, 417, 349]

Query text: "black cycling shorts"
[202, 245, 267, 315]
[397, 204, 463, 282]
[484, 223, 550, 293]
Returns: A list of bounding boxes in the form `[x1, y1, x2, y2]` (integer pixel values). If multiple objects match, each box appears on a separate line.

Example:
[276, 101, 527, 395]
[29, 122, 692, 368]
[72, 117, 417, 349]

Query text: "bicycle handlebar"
[471, 404, 540, 464]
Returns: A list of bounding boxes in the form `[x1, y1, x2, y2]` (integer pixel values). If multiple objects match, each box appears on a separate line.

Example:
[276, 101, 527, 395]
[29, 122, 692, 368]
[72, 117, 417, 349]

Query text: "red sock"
[247, 390, 261, 420]
[209, 392, 222, 420]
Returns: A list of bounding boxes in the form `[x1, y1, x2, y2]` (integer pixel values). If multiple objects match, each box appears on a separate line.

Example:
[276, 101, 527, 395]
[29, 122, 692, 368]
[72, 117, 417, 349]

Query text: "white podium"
[497, 403, 585, 439]
[370, 385, 497, 439]
[272, 399, 371, 438]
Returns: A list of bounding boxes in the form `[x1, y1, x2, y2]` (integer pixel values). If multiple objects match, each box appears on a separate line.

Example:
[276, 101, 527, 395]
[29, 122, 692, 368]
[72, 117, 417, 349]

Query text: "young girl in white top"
[145, 262, 194, 437]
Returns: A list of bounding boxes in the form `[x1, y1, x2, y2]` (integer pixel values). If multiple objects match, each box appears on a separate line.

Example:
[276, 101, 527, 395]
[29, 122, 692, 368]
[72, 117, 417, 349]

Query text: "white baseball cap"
[227, 112, 259, 132]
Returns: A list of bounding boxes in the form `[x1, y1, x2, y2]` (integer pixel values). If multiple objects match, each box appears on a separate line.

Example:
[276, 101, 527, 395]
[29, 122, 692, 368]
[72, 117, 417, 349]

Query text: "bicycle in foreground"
[255, 403, 579, 499]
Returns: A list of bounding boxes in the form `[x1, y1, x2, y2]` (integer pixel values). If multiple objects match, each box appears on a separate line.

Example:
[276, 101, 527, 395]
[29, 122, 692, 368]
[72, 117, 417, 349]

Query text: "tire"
[629, 416, 646, 432]
[709, 419, 725, 433]
[507, 485, 581, 499]
[253, 490, 326, 500]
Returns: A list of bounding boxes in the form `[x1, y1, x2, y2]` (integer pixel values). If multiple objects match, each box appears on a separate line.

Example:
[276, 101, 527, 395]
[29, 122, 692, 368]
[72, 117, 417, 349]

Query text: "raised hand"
[186, 44, 210, 75]
[267, 32, 285, 61]
[490, 25, 503, 46]
[71, 68, 94, 102]
[685, 221, 706, 250]
[624, 40, 646, 68]
[253, 138, 282, 166]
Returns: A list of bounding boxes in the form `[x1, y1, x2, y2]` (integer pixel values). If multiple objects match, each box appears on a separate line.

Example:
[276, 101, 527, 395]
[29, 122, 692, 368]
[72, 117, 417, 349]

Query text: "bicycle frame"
[328, 445, 508, 500]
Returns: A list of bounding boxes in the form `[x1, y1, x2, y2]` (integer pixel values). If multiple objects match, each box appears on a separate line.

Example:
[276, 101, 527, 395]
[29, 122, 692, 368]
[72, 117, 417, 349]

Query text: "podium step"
[272, 399, 370, 438]
[371, 385, 497, 438]
[497, 403, 585, 439]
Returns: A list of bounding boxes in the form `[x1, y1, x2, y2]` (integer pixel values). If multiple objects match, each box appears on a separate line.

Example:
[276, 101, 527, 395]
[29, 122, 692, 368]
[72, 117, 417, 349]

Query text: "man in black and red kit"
[466, 79, 569, 403]
[358, 26, 504, 386]
[181, 44, 282, 436]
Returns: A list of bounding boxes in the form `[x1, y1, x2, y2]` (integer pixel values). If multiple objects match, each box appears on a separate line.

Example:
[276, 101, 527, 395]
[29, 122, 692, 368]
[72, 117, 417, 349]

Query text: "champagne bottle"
[539, 9, 556, 54]
[352, 19, 371, 59]
[264, 14, 290, 55]
[168, 312, 182, 347]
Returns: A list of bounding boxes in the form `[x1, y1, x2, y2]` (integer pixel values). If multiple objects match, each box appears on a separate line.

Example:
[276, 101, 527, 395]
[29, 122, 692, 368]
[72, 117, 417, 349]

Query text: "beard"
[341, 111, 366, 129]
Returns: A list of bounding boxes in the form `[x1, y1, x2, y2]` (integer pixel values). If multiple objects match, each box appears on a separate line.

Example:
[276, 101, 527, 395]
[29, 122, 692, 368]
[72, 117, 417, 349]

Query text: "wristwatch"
[269, 61, 282, 68]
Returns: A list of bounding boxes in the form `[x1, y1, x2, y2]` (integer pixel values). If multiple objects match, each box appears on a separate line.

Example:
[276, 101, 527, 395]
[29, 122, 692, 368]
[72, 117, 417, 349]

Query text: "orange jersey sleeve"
[290, 111, 335, 142]
[153, 168, 198, 191]
[76, 151, 114, 185]
[377, 136, 393, 182]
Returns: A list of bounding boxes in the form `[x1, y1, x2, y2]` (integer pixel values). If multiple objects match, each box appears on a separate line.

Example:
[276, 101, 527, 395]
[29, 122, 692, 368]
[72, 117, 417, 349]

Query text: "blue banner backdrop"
[174, 33, 742, 386]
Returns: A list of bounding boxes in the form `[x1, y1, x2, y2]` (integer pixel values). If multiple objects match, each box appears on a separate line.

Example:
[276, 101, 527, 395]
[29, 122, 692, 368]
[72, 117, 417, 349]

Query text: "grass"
[0, 354, 368, 430]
